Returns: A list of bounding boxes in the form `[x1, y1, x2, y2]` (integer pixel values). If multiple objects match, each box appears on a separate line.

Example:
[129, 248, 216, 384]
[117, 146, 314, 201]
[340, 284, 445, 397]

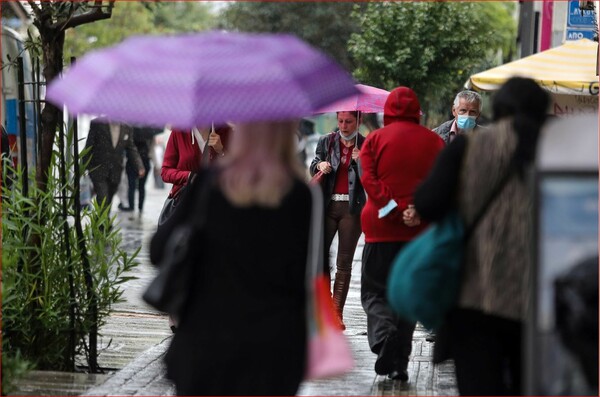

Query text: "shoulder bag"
[387, 161, 516, 330]
[143, 170, 214, 318]
[157, 186, 186, 226]
[157, 129, 212, 226]
[309, 133, 335, 186]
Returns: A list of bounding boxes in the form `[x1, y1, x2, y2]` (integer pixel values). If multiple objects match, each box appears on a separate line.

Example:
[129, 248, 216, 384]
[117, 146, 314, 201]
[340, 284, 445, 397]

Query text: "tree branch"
[52, 0, 115, 31]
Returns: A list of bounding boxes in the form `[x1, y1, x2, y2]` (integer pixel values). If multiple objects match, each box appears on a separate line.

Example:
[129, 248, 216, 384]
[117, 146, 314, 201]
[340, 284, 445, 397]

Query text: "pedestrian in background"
[159, 124, 231, 332]
[309, 111, 366, 329]
[433, 90, 485, 144]
[150, 120, 311, 396]
[84, 118, 145, 210]
[161, 125, 231, 199]
[359, 86, 444, 382]
[124, 126, 162, 217]
[413, 77, 550, 395]
[425, 89, 486, 343]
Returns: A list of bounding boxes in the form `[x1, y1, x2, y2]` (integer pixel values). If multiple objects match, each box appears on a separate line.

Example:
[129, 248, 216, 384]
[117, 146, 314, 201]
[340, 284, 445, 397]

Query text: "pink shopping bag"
[305, 275, 354, 379]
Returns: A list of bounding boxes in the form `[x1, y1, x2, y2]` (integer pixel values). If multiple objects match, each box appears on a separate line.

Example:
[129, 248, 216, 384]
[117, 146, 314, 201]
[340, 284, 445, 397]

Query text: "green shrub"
[1, 138, 139, 372]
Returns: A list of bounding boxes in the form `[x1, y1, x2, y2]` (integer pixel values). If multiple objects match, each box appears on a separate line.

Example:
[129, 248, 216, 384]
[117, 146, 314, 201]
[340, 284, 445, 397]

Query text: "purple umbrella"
[46, 31, 359, 128]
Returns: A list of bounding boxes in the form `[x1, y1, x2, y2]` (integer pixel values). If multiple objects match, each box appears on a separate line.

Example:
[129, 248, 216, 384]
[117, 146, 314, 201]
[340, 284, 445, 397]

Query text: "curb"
[83, 336, 174, 396]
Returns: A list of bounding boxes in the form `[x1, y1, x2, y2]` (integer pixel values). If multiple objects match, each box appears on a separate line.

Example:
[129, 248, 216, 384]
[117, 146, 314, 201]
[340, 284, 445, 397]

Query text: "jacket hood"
[383, 86, 421, 125]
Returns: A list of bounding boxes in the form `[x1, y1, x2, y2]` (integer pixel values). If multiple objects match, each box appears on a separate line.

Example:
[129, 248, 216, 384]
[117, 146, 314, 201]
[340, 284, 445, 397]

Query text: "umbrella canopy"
[314, 84, 390, 113]
[46, 31, 359, 128]
[468, 39, 599, 95]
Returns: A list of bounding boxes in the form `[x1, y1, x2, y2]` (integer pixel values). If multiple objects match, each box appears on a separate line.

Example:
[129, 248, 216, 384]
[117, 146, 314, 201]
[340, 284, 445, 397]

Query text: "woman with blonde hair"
[150, 120, 312, 396]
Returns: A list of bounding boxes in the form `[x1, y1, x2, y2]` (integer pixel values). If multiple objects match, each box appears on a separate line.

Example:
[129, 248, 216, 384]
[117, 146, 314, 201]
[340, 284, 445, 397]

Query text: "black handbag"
[157, 133, 211, 226]
[157, 186, 186, 226]
[143, 171, 214, 317]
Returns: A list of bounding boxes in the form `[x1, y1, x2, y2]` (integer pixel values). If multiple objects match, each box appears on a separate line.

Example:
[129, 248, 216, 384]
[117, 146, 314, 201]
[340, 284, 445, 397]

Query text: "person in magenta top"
[359, 86, 444, 382]
[309, 111, 366, 329]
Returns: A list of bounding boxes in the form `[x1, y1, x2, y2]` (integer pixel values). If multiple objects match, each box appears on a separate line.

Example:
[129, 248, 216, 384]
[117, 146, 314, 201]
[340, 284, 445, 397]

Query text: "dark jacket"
[84, 119, 144, 185]
[309, 130, 366, 215]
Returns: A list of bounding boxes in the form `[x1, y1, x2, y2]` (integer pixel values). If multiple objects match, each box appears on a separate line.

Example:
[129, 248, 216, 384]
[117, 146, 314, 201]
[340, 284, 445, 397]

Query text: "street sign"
[565, 28, 597, 40]
[567, 0, 597, 27]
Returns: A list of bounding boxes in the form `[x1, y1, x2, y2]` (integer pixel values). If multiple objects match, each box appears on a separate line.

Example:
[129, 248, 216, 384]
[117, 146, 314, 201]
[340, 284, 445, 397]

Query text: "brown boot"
[332, 270, 352, 330]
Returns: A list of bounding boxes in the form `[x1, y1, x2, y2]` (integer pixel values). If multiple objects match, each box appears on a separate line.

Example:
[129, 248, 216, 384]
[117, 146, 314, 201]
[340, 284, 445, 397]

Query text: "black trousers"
[126, 157, 150, 211]
[447, 308, 522, 396]
[361, 241, 416, 368]
[91, 177, 119, 209]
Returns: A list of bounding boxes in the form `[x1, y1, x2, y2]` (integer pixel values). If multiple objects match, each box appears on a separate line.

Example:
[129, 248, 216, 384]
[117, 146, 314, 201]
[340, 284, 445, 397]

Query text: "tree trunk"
[36, 27, 65, 191]
[25, 21, 65, 367]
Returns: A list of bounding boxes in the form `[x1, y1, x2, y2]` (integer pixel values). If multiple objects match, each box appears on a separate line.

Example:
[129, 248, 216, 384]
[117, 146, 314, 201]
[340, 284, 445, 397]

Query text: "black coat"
[84, 119, 144, 186]
[151, 172, 310, 395]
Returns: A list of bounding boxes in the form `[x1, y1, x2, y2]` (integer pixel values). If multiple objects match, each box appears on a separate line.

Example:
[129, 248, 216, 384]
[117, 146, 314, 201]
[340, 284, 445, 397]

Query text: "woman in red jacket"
[359, 87, 444, 382]
[162, 124, 231, 200]
[160, 124, 231, 332]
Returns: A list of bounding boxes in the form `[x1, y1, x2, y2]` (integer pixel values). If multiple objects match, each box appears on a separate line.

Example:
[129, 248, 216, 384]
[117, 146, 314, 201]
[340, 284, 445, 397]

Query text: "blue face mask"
[456, 115, 477, 130]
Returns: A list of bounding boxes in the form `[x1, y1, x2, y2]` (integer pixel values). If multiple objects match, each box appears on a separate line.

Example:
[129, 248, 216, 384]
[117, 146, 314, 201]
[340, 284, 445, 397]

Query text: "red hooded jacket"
[359, 87, 444, 242]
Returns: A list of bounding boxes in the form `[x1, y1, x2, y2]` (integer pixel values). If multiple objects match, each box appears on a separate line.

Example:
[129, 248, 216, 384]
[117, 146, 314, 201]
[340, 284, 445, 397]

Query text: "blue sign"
[566, 28, 596, 40]
[567, 0, 597, 27]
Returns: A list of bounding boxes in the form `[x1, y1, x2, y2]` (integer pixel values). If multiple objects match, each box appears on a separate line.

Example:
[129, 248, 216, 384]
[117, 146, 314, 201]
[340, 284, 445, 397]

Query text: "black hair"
[492, 77, 550, 172]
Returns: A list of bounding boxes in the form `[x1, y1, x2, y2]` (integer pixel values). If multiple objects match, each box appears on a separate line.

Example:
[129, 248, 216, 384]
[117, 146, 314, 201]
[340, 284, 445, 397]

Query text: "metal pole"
[68, 56, 98, 372]
[32, 56, 43, 161]
[17, 57, 28, 197]
[57, 117, 76, 370]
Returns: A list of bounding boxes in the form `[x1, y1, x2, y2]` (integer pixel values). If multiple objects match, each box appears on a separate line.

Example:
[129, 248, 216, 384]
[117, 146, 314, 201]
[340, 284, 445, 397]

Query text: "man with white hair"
[433, 90, 484, 144]
[427, 90, 484, 344]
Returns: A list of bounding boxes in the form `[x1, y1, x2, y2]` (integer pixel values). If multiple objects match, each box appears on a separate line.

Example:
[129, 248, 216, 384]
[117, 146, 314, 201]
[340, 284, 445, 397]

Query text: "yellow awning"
[468, 39, 599, 95]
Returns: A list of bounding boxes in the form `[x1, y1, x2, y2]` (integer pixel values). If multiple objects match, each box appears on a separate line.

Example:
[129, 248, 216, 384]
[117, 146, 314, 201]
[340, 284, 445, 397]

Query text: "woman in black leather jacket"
[309, 111, 366, 329]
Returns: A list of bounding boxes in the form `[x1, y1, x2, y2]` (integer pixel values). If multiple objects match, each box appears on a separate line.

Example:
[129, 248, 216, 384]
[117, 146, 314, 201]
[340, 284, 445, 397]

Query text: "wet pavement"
[12, 181, 458, 396]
